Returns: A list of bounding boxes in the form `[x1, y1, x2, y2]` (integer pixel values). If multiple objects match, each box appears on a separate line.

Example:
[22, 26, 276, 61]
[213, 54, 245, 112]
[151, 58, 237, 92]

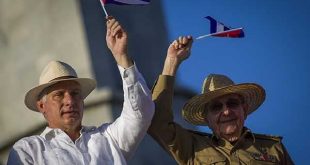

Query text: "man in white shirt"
[7, 16, 154, 165]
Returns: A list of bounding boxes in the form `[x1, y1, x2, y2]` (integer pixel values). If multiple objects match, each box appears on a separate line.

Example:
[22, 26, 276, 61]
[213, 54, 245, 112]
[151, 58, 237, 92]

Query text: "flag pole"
[196, 27, 244, 40]
[196, 34, 212, 40]
[99, 0, 109, 17]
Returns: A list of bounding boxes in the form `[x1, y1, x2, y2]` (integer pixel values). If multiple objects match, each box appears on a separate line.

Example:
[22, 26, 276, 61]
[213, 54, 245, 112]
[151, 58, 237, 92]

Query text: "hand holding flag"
[106, 16, 133, 68]
[196, 16, 244, 40]
[163, 36, 193, 76]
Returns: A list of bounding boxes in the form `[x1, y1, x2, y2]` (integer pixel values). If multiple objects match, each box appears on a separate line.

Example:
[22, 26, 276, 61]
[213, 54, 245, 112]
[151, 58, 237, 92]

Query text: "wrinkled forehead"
[37, 80, 81, 101]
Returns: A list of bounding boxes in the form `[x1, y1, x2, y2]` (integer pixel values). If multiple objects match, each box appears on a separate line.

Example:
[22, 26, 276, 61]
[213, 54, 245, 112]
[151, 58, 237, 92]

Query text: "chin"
[223, 125, 238, 133]
[64, 118, 80, 125]
[221, 127, 242, 138]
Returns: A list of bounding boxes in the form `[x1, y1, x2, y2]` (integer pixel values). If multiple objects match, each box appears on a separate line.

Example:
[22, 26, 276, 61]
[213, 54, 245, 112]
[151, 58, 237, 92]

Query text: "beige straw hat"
[182, 74, 265, 126]
[24, 61, 96, 112]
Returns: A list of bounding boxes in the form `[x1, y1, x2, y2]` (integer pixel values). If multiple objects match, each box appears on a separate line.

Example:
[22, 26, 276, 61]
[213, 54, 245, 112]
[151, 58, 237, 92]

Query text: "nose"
[63, 92, 74, 105]
[222, 105, 231, 115]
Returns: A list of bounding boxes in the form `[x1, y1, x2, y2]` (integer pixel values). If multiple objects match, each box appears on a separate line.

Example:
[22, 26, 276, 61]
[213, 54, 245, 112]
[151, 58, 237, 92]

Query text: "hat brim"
[25, 78, 96, 112]
[182, 83, 265, 126]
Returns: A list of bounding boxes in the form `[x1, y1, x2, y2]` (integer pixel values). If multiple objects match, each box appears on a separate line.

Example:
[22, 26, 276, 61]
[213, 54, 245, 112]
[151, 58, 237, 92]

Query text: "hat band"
[49, 76, 77, 82]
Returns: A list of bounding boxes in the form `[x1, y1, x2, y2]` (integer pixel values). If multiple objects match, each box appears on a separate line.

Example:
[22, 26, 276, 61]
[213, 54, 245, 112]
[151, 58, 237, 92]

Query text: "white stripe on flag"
[216, 22, 225, 32]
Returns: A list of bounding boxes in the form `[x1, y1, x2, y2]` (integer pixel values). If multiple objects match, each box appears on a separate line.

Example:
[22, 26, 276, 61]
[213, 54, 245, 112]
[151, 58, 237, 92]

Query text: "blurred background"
[0, 0, 309, 164]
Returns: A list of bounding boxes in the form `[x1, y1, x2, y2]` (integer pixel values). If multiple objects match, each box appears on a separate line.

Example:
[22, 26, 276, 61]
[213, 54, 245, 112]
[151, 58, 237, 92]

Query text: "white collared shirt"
[7, 64, 155, 165]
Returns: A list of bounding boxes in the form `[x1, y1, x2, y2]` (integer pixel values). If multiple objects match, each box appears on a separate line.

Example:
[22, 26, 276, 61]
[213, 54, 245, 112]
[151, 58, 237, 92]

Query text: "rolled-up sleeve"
[106, 63, 155, 160]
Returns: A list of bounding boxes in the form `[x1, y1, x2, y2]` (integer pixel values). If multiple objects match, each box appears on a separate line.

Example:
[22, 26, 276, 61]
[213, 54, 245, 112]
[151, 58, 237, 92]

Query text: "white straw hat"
[24, 61, 96, 112]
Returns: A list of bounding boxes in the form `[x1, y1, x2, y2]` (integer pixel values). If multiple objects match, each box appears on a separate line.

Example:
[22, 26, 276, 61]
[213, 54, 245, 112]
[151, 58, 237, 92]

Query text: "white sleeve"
[105, 63, 155, 160]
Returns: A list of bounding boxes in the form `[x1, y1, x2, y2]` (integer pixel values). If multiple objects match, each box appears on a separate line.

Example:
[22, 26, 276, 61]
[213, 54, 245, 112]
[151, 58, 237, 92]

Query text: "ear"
[36, 100, 45, 115]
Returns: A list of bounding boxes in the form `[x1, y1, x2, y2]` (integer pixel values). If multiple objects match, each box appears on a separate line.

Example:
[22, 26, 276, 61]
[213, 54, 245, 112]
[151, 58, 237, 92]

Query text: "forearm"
[114, 53, 133, 69]
[162, 57, 182, 76]
[108, 63, 154, 159]
[119, 63, 154, 120]
[148, 75, 195, 163]
[148, 75, 177, 144]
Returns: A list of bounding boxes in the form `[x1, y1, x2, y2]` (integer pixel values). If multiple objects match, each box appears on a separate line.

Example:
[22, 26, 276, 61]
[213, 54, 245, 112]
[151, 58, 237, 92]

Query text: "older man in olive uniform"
[148, 36, 294, 164]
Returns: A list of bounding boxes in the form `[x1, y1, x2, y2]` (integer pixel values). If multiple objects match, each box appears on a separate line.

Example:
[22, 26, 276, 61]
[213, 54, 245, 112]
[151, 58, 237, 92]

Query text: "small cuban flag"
[196, 16, 244, 40]
[99, 0, 150, 17]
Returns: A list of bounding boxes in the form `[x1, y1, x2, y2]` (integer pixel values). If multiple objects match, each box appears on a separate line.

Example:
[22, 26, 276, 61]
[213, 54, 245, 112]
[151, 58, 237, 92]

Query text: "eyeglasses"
[207, 98, 243, 114]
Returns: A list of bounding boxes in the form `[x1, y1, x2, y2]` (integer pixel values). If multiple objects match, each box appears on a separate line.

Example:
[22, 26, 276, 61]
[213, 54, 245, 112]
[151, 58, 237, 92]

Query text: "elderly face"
[36, 81, 84, 131]
[205, 93, 247, 142]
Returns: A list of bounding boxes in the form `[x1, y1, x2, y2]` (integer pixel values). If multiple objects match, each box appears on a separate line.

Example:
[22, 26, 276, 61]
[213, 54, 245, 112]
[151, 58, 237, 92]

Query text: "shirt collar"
[80, 126, 97, 133]
[40, 126, 97, 140]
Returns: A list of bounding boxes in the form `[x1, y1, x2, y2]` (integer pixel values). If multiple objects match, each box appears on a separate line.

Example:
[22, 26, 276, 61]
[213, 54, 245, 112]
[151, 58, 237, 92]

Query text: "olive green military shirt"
[148, 75, 294, 165]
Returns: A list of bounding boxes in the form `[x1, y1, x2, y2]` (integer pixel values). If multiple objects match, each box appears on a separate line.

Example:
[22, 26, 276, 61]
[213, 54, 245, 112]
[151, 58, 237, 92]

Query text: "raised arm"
[104, 16, 154, 160]
[148, 36, 194, 163]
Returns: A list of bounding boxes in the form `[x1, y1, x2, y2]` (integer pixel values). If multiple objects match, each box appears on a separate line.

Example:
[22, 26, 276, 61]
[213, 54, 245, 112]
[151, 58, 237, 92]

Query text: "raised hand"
[163, 36, 193, 76]
[106, 16, 133, 68]
[167, 36, 193, 61]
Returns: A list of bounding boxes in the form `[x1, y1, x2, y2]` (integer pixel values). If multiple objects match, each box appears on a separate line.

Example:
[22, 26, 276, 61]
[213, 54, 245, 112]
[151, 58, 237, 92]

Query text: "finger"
[172, 40, 179, 49]
[179, 35, 193, 48]
[178, 42, 184, 49]
[106, 16, 113, 21]
[187, 36, 194, 47]
[107, 28, 111, 36]
[187, 36, 193, 44]
[182, 36, 187, 45]
[106, 19, 116, 31]
[112, 25, 123, 36]
[106, 17, 115, 25]
[175, 36, 183, 49]
[111, 20, 120, 31]
[178, 36, 183, 43]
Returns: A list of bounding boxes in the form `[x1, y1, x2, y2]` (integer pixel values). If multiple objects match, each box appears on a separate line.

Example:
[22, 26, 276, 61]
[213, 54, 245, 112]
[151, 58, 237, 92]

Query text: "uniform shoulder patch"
[253, 133, 283, 142]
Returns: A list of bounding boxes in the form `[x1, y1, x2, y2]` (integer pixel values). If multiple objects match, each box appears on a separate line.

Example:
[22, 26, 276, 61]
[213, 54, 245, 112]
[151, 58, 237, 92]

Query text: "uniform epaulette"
[187, 129, 213, 138]
[253, 133, 283, 142]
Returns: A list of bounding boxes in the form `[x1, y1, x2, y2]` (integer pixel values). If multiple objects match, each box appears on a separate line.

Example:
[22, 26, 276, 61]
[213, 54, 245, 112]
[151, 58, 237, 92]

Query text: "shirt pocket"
[195, 154, 227, 165]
